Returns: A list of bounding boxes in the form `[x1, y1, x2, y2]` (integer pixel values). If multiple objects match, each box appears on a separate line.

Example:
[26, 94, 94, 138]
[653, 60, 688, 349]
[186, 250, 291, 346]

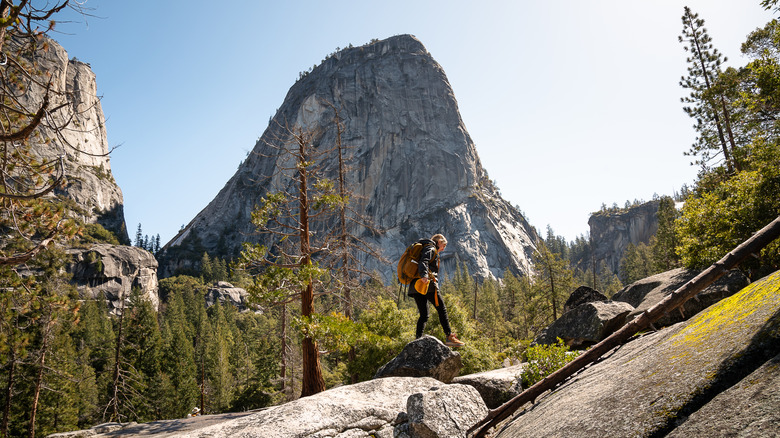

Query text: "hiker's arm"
[417, 245, 435, 278]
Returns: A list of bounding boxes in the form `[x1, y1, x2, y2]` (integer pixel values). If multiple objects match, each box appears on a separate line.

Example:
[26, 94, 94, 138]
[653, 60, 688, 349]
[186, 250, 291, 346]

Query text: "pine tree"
[200, 253, 213, 284]
[213, 259, 228, 283]
[679, 6, 740, 173]
[21, 248, 81, 438]
[160, 290, 198, 419]
[0, 1, 84, 268]
[134, 224, 143, 248]
[619, 243, 654, 284]
[241, 121, 347, 398]
[205, 302, 235, 413]
[122, 290, 163, 422]
[533, 241, 573, 322]
[71, 299, 114, 426]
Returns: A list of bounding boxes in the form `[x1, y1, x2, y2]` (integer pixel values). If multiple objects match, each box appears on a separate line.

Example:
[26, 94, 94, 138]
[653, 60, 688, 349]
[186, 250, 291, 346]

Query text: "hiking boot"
[445, 333, 465, 348]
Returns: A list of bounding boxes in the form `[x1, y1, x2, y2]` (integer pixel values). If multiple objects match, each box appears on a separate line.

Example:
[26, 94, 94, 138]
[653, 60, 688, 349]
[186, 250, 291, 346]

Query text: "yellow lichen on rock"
[671, 270, 780, 351]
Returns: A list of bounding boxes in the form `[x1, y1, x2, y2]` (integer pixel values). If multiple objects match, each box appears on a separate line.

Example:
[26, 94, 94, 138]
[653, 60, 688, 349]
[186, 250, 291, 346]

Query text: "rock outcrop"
[205, 281, 250, 310]
[495, 270, 780, 437]
[588, 200, 660, 275]
[51, 377, 483, 438]
[405, 384, 487, 438]
[612, 267, 749, 328]
[161, 34, 537, 282]
[562, 285, 608, 314]
[533, 300, 635, 348]
[451, 364, 525, 409]
[67, 244, 159, 312]
[21, 36, 128, 241]
[374, 335, 462, 383]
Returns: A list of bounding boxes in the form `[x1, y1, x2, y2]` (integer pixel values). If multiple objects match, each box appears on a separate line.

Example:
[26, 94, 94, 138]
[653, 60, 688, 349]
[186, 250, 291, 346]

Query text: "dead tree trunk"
[470, 215, 780, 438]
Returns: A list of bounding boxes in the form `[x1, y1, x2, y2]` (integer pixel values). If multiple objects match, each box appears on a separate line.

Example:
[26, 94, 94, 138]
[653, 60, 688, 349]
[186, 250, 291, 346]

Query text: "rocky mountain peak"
[162, 34, 538, 281]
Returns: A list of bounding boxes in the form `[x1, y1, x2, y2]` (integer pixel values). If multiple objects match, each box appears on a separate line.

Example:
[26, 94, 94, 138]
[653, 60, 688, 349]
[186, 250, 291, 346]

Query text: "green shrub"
[520, 338, 574, 388]
[81, 223, 120, 245]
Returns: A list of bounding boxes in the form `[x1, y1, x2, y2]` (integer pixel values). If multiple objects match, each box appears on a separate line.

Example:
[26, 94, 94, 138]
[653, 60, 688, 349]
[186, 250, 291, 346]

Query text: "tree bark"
[298, 136, 325, 398]
[280, 303, 287, 394]
[470, 215, 780, 438]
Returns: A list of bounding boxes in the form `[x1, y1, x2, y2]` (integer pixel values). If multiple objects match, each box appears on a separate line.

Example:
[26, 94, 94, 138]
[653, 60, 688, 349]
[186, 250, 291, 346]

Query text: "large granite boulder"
[496, 270, 780, 437]
[452, 364, 525, 409]
[612, 267, 750, 328]
[404, 384, 488, 438]
[49, 377, 463, 438]
[533, 300, 635, 349]
[66, 244, 159, 312]
[374, 335, 462, 383]
[562, 285, 608, 314]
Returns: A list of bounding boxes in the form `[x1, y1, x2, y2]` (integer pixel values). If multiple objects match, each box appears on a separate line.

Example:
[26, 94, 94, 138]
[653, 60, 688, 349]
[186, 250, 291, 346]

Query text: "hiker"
[408, 234, 465, 348]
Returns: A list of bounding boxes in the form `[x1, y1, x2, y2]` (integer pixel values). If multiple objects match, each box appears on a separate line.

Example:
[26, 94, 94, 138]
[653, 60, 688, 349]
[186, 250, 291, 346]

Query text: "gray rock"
[406, 384, 488, 438]
[66, 244, 159, 312]
[51, 378, 442, 437]
[534, 300, 635, 348]
[562, 285, 608, 314]
[160, 377, 438, 437]
[205, 281, 250, 310]
[161, 35, 538, 282]
[374, 335, 462, 383]
[665, 352, 780, 438]
[613, 267, 750, 328]
[589, 200, 661, 275]
[22, 36, 127, 241]
[452, 364, 525, 409]
[496, 270, 780, 437]
[47, 422, 126, 437]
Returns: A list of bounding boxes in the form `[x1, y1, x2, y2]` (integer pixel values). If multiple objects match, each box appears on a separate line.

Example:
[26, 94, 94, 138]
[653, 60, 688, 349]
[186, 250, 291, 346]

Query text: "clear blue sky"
[53, 1, 774, 244]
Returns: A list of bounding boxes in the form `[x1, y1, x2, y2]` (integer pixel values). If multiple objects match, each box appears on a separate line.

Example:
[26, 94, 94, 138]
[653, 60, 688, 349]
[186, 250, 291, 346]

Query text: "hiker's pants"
[412, 285, 451, 339]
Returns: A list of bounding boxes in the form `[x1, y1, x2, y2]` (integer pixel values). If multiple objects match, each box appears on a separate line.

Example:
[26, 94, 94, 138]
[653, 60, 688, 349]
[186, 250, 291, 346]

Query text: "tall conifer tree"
[679, 6, 740, 173]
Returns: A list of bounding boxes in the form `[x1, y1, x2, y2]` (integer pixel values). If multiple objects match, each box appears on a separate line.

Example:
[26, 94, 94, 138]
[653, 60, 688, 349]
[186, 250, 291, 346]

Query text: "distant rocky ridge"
[161, 34, 538, 282]
[589, 200, 661, 274]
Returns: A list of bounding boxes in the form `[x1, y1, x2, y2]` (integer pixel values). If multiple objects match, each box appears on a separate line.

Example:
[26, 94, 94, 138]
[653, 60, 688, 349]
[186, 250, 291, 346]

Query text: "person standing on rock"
[408, 234, 465, 348]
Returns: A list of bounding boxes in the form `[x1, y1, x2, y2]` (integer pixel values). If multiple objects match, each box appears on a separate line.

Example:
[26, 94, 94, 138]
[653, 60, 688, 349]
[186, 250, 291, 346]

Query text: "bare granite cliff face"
[162, 34, 537, 281]
[21, 36, 128, 240]
[18, 37, 159, 306]
[66, 244, 159, 312]
[589, 200, 660, 275]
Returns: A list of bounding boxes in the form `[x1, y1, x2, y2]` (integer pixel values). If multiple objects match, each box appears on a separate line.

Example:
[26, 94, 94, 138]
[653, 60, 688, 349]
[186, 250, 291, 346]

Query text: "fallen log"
[469, 215, 780, 438]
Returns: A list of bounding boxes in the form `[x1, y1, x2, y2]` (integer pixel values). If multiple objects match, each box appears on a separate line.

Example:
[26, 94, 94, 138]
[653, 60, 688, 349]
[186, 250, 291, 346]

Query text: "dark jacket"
[407, 239, 439, 296]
